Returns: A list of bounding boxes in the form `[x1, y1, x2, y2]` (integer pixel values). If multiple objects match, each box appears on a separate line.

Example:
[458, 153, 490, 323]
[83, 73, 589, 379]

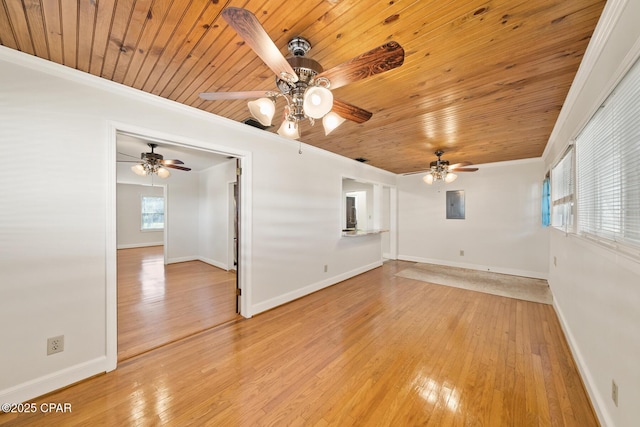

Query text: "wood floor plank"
[117, 246, 239, 360]
[0, 260, 598, 426]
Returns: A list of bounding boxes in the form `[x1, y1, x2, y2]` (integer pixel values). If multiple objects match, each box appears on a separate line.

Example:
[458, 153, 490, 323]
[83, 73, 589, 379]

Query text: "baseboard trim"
[117, 242, 163, 249]
[552, 300, 610, 427]
[166, 256, 197, 264]
[165, 256, 229, 270]
[197, 257, 228, 271]
[251, 260, 383, 315]
[397, 255, 548, 280]
[0, 357, 106, 404]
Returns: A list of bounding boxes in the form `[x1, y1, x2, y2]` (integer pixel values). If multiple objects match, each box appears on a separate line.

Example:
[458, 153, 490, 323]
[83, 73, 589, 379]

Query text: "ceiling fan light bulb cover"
[445, 172, 458, 183]
[423, 174, 434, 185]
[248, 98, 275, 126]
[131, 164, 147, 176]
[277, 119, 300, 139]
[322, 112, 346, 135]
[303, 86, 333, 119]
[157, 167, 171, 179]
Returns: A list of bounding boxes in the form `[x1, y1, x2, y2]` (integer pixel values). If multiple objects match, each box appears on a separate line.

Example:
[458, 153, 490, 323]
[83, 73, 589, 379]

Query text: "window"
[551, 148, 574, 231]
[576, 57, 640, 249]
[141, 196, 164, 231]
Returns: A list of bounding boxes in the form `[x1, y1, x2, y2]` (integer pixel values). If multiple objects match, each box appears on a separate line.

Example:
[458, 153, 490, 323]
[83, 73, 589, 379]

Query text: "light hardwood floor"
[0, 261, 598, 426]
[117, 246, 240, 360]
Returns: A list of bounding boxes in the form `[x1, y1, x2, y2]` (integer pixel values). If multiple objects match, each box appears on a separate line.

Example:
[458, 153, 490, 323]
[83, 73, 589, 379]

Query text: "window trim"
[550, 146, 575, 233]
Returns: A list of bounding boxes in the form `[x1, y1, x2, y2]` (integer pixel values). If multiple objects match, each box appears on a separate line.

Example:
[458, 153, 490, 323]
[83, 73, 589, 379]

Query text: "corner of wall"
[250, 261, 382, 315]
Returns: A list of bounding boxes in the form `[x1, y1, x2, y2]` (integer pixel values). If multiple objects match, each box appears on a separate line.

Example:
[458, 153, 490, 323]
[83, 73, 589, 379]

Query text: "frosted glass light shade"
[423, 173, 434, 185]
[303, 86, 333, 119]
[248, 98, 276, 126]
[445, 172, 458, 183]
[157, 167, 171, 179]
[322, 112, 346, 135]
[132, 164, 147, 176]
[277, 119, 300, 139]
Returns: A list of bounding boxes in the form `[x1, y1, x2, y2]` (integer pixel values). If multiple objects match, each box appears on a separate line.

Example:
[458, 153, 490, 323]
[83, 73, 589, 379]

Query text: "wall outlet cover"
[47, 335, 64, 355]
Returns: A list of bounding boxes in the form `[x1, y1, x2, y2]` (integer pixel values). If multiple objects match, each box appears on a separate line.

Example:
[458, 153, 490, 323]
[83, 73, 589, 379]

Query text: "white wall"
[116, 183, 164, 248]
[0, 47, 394, 404]
[198, 160, 237, 270]
[398, 158, 549, 278]
[381, 186, 392, 258]
[542, 1, 640, 426]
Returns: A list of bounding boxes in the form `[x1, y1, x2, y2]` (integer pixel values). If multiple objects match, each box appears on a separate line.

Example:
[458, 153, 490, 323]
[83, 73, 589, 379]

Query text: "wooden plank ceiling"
[0, 0, 606, 174]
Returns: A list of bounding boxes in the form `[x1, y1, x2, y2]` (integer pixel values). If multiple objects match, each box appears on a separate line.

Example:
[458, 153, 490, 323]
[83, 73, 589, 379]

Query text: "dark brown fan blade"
[450, 167, 479, 172]
[331, 99, 373, 124]
[161, 159, 184, 165]
[315, 41, 404, 90]
[164, 164, 191, 171]
[222, 7, 298, 82]
[199, 91, 276, 101]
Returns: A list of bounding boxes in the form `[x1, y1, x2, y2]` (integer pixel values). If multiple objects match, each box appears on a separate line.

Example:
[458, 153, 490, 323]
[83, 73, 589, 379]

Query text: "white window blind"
[576, 57, 640, 248]
[551, 148, 574, 230]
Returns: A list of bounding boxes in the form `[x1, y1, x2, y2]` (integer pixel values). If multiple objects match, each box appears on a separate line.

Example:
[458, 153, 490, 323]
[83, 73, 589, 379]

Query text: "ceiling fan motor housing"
[430, 159, 449, 169]
[143, 143, 163, 165]
[431, 150, 449, 170]
[143, 152, 163, 163]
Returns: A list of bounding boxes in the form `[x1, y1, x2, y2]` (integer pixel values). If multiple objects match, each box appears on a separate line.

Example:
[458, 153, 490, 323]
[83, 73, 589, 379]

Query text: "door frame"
[106, 122, 253, 372]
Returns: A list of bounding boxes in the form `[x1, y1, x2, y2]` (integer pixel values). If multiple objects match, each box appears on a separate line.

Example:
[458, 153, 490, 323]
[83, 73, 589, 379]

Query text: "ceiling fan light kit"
[199, 7, 404, 141]
[322, 112, 346, 135]
[302, 85, 333, 119]
[417, 150, 478, 185]
[277, 117, 300, 139]
[131, 163, 172, 179]
[247, 98, 276, 127]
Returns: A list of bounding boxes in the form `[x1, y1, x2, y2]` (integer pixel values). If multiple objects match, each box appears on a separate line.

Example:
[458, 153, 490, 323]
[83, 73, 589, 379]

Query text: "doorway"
[114, 131, 243, 361]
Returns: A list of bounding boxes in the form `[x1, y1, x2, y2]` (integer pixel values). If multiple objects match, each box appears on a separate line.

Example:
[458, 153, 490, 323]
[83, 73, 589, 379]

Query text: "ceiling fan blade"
[164, 164, 191, 171]
[161, 159, 185, 165]
[450, 167, 479, 172]
[117, 152, 140, 159]
[222, 7, 298, 83]
[401, 170, 430, 176]
[199, 90, 276, 101]
[448, 162, 472, 169]
[332, 99, 373, 124]
[316, 41, 405, 90]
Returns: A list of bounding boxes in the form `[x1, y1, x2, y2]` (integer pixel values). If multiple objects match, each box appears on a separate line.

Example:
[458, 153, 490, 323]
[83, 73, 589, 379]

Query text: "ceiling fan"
[118, 143, 191, 179]
[405, 150, 478, 184]
[198, 7, 405, 139]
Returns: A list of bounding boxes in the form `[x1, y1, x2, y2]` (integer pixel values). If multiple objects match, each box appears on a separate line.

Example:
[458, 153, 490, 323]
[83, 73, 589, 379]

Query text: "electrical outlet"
[47, 335, 64, 355]
[612, 379, 618, 406]
[324, 265, 328, 273]
[459, 250, 464, 256]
